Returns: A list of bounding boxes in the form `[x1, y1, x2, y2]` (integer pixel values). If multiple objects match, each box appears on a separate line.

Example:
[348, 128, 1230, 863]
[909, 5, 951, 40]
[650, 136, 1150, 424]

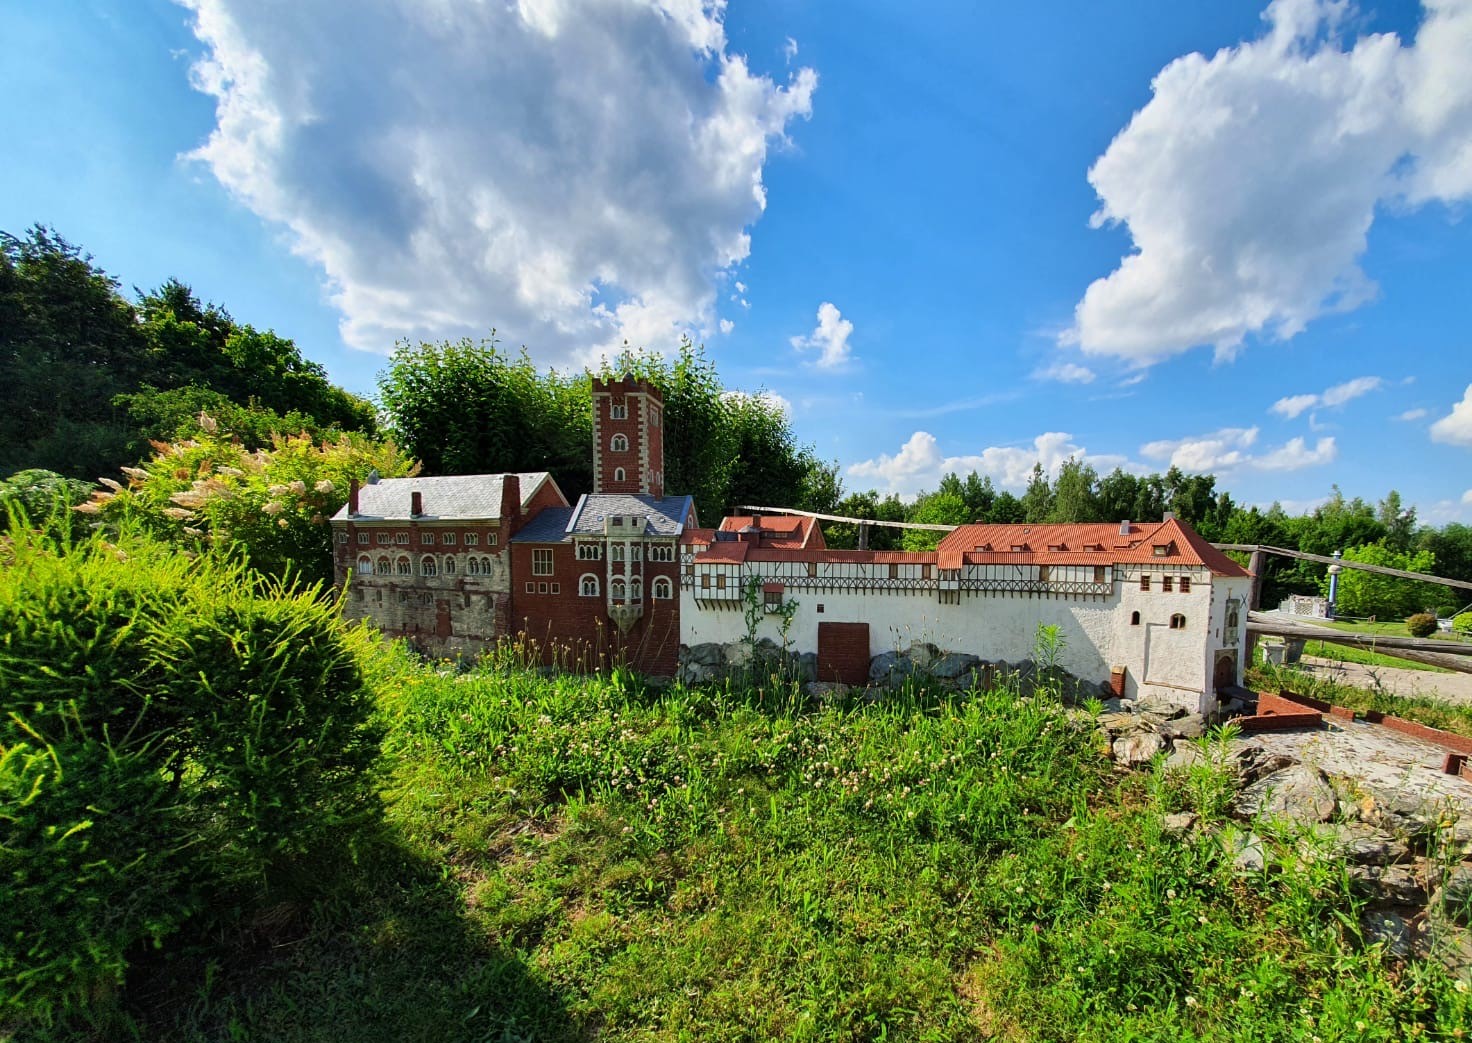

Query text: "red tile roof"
[717, 514, 824, 549]
[936, 519, 1248, 576]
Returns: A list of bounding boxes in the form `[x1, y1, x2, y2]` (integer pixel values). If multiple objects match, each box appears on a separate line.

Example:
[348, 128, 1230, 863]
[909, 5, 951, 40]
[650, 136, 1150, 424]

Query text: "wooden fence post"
[1243, 547, 1265, 670]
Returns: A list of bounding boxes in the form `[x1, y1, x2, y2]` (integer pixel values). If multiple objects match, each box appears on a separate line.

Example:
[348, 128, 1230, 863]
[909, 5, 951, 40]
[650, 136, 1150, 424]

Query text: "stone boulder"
[1236, 765, 1337, 828]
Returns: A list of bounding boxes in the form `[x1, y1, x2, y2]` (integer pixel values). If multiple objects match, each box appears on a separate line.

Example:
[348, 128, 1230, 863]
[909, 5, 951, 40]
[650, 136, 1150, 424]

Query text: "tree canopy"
[1, 227, 377, 482]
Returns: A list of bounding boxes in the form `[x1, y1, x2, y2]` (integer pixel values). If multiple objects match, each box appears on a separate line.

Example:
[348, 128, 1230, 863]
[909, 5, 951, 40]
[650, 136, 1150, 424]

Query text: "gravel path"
[1291, 655, 1472, 708]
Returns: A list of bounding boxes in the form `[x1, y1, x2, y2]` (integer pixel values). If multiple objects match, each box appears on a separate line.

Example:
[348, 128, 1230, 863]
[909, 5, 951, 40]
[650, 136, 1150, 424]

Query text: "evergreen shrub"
[0, 517, 381, 1029]
[1405, 612, 1438, 638]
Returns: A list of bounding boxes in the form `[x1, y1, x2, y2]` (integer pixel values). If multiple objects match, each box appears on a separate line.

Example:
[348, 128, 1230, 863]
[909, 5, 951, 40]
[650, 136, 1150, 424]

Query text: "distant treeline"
[5, 225, 1468, 618]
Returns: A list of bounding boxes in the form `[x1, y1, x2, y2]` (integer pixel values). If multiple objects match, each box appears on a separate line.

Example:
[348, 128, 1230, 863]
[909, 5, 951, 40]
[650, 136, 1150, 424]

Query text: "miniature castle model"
[332, 378, 1251, 713]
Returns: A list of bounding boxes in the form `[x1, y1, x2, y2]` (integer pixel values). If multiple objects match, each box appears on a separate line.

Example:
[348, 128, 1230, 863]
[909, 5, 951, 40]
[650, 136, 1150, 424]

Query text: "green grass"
[1297, 638, 1449, 673]
[71, 648, 1472, 1042]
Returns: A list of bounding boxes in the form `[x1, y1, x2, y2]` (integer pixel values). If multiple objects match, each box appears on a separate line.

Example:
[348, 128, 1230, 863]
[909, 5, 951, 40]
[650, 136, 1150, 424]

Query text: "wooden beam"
[1246, 612, 1472, 656]
[736, 505, 958, 533]
[1213, 544, 1472, 592]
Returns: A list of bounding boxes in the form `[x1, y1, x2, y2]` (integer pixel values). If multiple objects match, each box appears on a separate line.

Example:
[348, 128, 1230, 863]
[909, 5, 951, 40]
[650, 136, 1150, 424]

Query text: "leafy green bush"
[82, 422, 415, 586]
[1455, 611, 1472, 635]
[0, 521, 382, 1029]
[1406, 612, 1438, 637]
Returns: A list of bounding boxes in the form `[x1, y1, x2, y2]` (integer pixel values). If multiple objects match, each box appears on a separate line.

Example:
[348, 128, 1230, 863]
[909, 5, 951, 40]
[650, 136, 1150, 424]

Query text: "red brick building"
[508, 377, 695, 675]
[330, 377, 695, 673]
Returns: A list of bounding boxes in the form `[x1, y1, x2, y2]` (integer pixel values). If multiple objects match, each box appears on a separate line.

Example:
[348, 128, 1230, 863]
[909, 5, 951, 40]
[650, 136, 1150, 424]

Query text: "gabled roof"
[717, 514, 824, 549]
[935, 519, 1248, 576]
[331, 472, 559, 522]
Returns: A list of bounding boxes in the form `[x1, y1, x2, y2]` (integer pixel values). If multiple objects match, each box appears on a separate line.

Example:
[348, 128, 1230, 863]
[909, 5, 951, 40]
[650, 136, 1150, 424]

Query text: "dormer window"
[1048, 544, 1066, 552]
[1152, 542, 1173, 557]
[1010, 544, 1026, 553]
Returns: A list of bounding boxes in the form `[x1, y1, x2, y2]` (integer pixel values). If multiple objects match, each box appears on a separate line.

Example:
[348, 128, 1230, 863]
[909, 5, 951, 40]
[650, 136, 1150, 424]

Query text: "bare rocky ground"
[1294, 654, 1472, 707]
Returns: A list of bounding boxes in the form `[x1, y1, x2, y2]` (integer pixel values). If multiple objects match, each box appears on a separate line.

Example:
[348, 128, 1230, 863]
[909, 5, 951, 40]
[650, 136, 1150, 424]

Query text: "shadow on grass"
[116, 824, 583, 1043]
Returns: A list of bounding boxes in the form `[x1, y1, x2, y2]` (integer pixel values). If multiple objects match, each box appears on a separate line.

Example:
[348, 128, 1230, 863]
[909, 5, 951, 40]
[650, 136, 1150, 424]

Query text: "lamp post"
[1327, 549, 1343, 620]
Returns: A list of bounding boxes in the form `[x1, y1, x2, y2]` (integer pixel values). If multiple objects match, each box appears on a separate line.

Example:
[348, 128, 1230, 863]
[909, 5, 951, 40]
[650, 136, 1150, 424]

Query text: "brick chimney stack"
[500, 474, 523, 539]
[348, 479, 360, 516]
[411, 490, 423, 518]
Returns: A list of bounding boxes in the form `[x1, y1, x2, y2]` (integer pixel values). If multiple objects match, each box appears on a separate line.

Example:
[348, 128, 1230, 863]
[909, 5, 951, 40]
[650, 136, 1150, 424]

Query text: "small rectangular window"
[487, 533, 498, 546]
[716, 574, 726, 590]
[377, 532, 391, 545]
[1180, 576, 1191, 593]
[538, 582, 549, 594]
[395, 532, 409, 545]
[533, 548, 554, 575]
[1094, 566, 1107, 583]
[442, 532, 456, 545]
[335, 531, 348, 544]
[422, 532, 435, 545]
[1162, 576, 1174, 593]
[701, 573, 711, 589]
[525, 582, 534, 593]
[550, 583, 560, 595]
[1140, 575, 1150, 591]
[357, 532, 369, 544]
[464, 532, 479, 546]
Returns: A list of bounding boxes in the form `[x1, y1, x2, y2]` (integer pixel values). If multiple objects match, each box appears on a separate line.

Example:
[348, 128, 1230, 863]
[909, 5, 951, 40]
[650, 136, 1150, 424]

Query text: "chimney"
[411, 490, 423, 518]
[1119, 519, 1130, 536]
[348, 479, 360, 516]
[1162, 510, 1176, 522]
[500, 474, 523, 539]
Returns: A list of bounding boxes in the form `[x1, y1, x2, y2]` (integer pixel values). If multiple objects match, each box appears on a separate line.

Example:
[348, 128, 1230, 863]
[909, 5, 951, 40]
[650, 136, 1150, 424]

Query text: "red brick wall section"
[818, 622, 870, 685]
[509, 541, 681, 676]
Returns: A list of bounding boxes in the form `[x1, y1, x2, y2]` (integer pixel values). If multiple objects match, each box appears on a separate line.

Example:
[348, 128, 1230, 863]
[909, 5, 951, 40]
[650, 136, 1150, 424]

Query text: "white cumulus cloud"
[1464, 489, 1472, 505]
[790, 301, 854, 369]
[1069, 0, 1472, 363]
[1141, 426, 1336, 472]
[847, 431, 1127, 498]
[1270, 375, 1383, 418]
[1396, 407, 1429, 421]
[1431, 383, 1472, 445]
[177, 0, 816, 363]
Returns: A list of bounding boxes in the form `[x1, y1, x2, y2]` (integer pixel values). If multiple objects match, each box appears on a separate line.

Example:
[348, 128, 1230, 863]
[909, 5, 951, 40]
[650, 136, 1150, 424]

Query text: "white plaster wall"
[680, 564, 1239, 714]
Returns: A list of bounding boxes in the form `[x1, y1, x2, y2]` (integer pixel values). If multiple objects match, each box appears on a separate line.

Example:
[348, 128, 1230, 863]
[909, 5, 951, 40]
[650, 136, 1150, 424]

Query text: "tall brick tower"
[591, 377, 664, 498]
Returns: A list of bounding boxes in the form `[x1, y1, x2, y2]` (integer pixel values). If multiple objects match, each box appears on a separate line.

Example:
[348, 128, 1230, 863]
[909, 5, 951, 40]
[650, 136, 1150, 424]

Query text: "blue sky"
[4, 0, 1471, 521]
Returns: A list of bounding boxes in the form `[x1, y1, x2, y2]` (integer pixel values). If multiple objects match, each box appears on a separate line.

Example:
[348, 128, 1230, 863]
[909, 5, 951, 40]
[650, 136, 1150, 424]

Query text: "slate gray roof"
[509, 493, 694, 543]
[330, 472, 554, 522]
[508, 507, 576, 544]
[567, 494, 694, 537]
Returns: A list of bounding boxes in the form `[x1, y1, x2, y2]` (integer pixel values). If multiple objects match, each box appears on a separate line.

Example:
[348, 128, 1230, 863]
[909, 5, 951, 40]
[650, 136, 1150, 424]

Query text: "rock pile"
[1103, 704, 1472, 975]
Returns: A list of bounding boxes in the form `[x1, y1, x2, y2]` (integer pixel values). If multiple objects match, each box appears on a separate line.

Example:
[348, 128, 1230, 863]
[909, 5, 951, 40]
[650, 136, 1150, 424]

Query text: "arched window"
[1170, 613, 1186, 630]
[356, 555, 372, 574]
[376, 555, 390, 575]
[610, 545, 625, 562]
[397, 556, 411, 576]
[482, 556, 495, 574]
[653, 576, 672, 599]
[611, 578, 626, 600]
[1226, 606, 1239, 629]
[630, 577, 643, 601]
[614, 467, 626, 482]
[421, 556, 437, 577]
[610, 433, 628, 452]
[1130, 611, 1140, 626]
[466, 557, 480, 576]
[580, 574, 599, 597]
[443, 555, 456, 575]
